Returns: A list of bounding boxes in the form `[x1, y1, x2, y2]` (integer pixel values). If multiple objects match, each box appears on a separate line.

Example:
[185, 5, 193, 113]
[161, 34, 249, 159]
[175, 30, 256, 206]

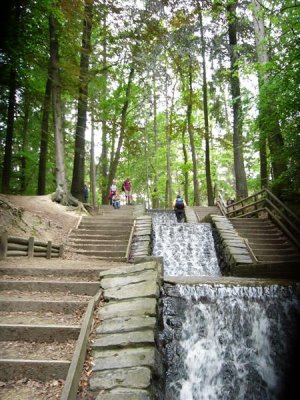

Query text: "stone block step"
[81, 217, 134, 223]
[69, 233, 130, 240]
[256, 254, 300, 262]
[0, 324, 80, 342]
[250, 243, 292, 250]
[0, 280, 99, 296]
[0, 267, 100, 281]
[89, 366, 151, 392]
[72, 250, 126, 258]
[0, 299, 88, 313]
[237, 233, 283, 240]
[0, 359, 70, 381]
[73, 228, 131, 235]
[79, 223, 133, 230]
[252, 248, 299, 256]
[93, 330, 154, 349]
[230, 218, 270, 225]
[68, 244, 128, 251]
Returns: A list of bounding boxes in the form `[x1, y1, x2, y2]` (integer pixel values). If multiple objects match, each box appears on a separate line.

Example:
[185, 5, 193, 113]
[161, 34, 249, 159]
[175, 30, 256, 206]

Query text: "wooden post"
[46, 241, 52, 259]
[28, 237, 34, 258]
[0, 232, 8, 259]
[59, 244, 64, 258]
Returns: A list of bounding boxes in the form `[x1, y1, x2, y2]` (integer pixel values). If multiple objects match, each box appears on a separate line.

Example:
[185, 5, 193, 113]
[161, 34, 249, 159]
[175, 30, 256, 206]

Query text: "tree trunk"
[100, 3, 109, 204]
[1, 1, 21, 193]
[90, 110, 97, 207]
[251, 0, 287, 194]
[20, 94, 30, 193]
[108, 67, 135, 191]
[37, 74, 51, 195]
[227, 1, 248, 200]
[187, 57, 200, 205]
[198, 4, 214, 205]
[71, 0, 93, 201]
[182, 120, 189, 205]
[152, 74, 159, 208]
[49, 15, 68, 204]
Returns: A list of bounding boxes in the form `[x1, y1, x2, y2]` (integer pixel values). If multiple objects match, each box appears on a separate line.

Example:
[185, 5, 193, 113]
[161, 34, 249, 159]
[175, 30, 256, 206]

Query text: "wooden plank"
[0, 232, 8, 259]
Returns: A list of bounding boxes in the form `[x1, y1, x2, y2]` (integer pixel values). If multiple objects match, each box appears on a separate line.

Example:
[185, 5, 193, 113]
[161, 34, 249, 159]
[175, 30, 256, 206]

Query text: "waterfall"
[161, 283, 300, 400]
[151, 211, 220, 277]
[151, 211, 300, 400]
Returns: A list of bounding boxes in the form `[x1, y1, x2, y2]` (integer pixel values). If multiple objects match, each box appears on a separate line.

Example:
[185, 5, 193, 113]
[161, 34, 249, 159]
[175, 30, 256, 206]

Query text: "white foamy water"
[164, 284, 300, 400]
[151, 212, 220, 277]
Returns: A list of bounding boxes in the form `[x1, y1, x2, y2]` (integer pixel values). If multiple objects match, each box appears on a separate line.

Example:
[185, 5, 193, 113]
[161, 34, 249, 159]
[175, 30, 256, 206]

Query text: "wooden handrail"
[217, 188, 300, 249]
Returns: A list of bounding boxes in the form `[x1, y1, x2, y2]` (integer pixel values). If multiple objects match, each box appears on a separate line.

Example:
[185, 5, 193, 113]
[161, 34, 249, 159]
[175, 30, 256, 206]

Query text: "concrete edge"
[60, 290, 101, 400]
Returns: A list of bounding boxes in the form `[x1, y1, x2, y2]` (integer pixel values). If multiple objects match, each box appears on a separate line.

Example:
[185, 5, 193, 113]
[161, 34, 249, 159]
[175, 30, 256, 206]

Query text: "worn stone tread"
[104, 280, 159, 300]
[96, 316, 156, 334]
[99, 298, 157, 319]
[90, 366, 151, 391]
[101, 270, 158, 290]
[93, 347, 155, 370]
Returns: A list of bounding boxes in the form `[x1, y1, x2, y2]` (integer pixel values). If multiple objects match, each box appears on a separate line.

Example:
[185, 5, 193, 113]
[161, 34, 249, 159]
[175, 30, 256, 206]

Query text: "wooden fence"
[0, 232, 64, 260]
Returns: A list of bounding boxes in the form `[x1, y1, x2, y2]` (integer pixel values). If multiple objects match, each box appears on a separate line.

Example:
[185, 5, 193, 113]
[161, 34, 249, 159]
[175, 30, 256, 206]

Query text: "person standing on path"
[108, 179, 117, 205]
[122, 177, 132, 205]
[173, 194, 186, 222]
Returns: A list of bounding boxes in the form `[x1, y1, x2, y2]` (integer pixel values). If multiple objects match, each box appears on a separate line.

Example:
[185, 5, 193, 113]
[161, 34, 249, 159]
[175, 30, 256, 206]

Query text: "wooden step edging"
[60, 290, 102, 400]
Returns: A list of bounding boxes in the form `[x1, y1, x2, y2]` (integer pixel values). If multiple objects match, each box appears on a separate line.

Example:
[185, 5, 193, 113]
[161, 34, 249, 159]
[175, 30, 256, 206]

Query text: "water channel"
[151, 211, 300, 400]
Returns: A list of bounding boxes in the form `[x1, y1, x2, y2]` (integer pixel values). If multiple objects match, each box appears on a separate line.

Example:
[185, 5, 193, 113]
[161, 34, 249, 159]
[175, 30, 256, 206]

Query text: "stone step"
[69, 233, 130, 240]
[233, 226, 279, 233]
[68, 239, 128, 245]
[230, 218, 271, 225]
[0, 359, 70, 381]
[238, 232, 284, 240]
[69, 244, 127, 252]
[256, 254, 300, 262]
[79, 222, 133, 229]
[0, 324, 80, 342]
[81, 217, 134, 223]
[250, 243, 292, 250]
[0, 267, 100, 281]
[0, 310, 83, 325]
[252, 248, 299, 256]
[72, 249, 126, 258]
[0, 299, 88, 313]
[73, 228, 131, 235]
[0, 280, 99, 296]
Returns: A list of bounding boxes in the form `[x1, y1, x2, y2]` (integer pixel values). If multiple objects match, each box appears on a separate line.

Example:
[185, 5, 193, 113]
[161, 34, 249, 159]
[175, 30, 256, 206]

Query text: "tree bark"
[251, 0, 287, 194]
[71, 0, 93, 201]
[182, 120, 189, 205]
[90, 110, 97, 207]
[20, 94, 30, 193]
[1, 0, 21, 193]
[187, 57, 200, 205]
[198, 4, 214, 205]
[49, 15, 68, 204]
[37, 74, 51, 195]
[100, 2, 109, 204]
[108, 67, 135, 191]
[227, 1, 248, 200]
[152, 74, 159, 208]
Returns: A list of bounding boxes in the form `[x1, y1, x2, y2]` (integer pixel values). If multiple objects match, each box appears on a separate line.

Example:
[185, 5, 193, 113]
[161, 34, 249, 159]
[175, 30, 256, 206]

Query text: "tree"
[226, 1, 248, 199]
[71, 0, 94, 202]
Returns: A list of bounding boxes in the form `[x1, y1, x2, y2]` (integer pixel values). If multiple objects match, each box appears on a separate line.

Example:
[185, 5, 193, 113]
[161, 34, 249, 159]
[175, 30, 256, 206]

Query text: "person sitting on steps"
[112, 192, 121, 209]
[173, 194, 186, 223]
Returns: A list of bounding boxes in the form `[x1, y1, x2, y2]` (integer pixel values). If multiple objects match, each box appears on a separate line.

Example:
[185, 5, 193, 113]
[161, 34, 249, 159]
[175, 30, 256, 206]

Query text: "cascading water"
[151, 211, 300, 400]
[151, 211, 220, 277]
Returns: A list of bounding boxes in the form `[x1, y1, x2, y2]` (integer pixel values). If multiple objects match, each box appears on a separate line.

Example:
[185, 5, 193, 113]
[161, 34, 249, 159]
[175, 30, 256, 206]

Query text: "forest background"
[0, 0, 299, 209]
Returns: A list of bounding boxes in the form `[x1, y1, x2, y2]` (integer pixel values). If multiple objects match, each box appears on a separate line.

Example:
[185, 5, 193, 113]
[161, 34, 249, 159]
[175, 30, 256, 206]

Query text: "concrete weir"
[91, 260, 162, 400]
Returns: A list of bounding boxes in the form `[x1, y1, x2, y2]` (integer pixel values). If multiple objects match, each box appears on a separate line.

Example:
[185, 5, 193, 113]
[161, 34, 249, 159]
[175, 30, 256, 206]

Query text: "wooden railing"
[217, 189, 300, 249]
[0, 232, 64, 259]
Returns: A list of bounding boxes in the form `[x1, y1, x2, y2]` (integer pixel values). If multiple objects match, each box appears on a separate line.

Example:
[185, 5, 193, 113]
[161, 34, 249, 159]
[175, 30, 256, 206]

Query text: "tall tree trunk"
[37, 74, 51, 195]
[90, 110, 97, 207]
[49, 15, 68, 204]
[107, 67, 135, 192]
[187, 57, 200, 205]
[152, 74, 159, 208]
[198, 3, 214, 205]
[100, 2, 109, 204]
[20, 94, 30, 193]
[71, 0, 93, 201]
[251, 0, 287, 194]
[227, 1, 248, 200]
[1, 0, 21, 193]
[182, 120, 189, 205]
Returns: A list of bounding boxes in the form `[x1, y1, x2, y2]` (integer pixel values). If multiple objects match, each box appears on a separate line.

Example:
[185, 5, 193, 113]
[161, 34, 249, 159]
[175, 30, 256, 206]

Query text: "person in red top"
[122, 177, 132, 205]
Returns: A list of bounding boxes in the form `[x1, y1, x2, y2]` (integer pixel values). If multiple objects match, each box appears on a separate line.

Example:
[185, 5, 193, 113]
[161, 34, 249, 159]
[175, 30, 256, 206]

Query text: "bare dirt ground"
[0, 194, 81, 253]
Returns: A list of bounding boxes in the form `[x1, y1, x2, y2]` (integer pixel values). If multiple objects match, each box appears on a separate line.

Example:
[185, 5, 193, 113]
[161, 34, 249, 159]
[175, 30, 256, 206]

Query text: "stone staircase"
[68, 205, 135, 261]
[193, 206, 221, 222]
[230, 218, 300, 264]
[0, 259, 107, 398]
